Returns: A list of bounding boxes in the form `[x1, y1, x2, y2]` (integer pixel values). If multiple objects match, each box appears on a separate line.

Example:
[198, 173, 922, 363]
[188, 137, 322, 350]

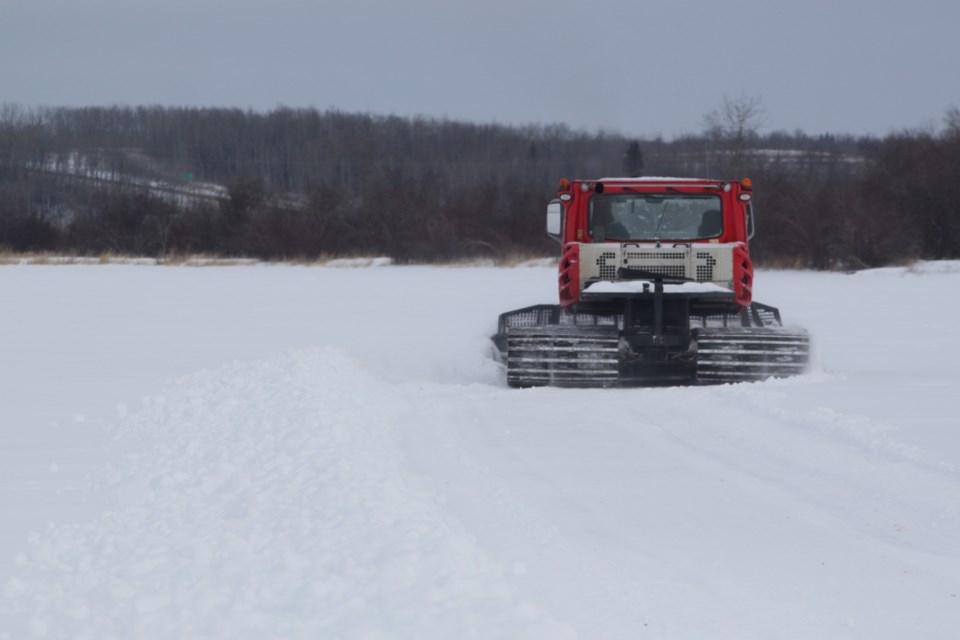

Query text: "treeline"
[1, 103, 958, 267]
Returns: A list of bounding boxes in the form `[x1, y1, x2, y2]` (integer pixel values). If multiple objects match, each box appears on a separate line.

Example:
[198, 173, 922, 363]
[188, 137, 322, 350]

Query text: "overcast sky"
[2, 0, 958, 138]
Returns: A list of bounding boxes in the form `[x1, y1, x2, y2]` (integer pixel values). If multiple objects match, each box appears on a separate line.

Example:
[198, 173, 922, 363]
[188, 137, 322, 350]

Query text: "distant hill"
[1, 105, 957, 267]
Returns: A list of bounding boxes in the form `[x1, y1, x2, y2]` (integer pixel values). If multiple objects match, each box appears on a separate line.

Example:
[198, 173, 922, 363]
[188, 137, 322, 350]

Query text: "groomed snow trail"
[2, 263, 959, 638]
[390, 377, 960, 639]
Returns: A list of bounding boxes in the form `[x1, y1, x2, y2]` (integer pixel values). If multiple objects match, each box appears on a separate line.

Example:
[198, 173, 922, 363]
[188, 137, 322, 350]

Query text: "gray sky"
[2, 0, 958, 138]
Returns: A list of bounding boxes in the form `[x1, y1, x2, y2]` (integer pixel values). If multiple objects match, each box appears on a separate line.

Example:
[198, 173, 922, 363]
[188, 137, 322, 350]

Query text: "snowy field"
[1, 261, 959, 639]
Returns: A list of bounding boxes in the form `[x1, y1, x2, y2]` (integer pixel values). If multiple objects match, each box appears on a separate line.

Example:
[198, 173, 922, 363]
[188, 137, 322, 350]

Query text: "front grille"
[596, 252, 618, 279]
[579, 242, 735, 289]
[636, 265, 687, 279]
[624, 252, 685, 260]
[695, 252, 717, 282]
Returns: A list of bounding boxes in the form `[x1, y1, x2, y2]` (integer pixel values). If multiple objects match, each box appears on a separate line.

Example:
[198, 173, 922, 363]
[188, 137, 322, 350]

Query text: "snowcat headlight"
[739, 194, 752, 201]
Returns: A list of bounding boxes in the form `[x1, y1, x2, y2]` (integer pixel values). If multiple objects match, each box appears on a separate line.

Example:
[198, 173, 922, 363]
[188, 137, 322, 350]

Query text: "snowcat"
[493, 177, 810, 387]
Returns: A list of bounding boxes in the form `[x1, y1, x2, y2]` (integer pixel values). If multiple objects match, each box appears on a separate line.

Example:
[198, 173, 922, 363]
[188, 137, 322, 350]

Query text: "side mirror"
[546, 200, 563, 242]
[746, 202, 756, 240]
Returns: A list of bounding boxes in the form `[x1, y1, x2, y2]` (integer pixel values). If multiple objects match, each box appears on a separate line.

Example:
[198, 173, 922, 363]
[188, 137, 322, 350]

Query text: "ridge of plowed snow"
[1, 350, 574, 639]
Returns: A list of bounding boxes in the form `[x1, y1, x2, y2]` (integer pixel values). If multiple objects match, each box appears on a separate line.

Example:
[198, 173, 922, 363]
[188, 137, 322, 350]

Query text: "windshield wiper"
[653, 200, 669, 247]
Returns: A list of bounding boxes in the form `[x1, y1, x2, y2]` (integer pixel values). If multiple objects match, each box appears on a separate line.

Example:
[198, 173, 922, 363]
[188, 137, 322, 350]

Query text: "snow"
[584, 280, 732, 294]
[323, 256, 394, 268]
[1, 262, 959, 639]
[27, 153, 230, 208]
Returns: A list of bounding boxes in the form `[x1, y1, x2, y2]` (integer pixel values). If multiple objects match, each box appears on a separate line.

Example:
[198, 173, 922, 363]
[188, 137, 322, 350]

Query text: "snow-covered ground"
[1, 262, 959, 639]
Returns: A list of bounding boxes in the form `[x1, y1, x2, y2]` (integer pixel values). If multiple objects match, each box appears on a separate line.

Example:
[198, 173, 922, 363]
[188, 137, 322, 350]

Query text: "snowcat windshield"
[589, 193, 723, 242]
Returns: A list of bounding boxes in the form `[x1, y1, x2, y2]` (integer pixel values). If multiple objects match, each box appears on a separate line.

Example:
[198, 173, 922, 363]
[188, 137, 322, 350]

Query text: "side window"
[546, 200, 563, 242]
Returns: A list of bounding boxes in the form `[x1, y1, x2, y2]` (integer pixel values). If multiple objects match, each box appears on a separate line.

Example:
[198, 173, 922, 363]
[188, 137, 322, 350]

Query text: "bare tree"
[703, 93, 764, 176]
[945, 105, 960, 140]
